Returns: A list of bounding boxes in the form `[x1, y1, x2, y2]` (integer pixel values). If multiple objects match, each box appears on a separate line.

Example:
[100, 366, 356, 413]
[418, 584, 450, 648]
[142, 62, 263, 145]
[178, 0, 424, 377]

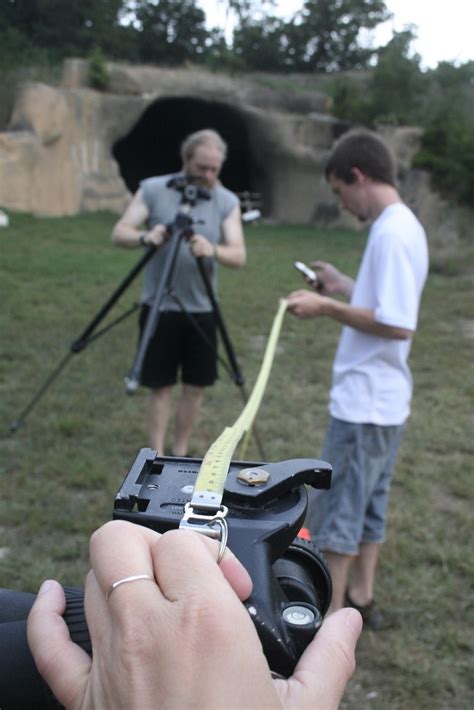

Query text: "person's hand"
[311, 261, 353, 298]
[146, 223, 168, 247]
[28, 522, 260, 709]
[189, 233, 215, 258]
[287, 289, 329, 318]
[27, 521, 361, 710]
[274, 607, 362, 708]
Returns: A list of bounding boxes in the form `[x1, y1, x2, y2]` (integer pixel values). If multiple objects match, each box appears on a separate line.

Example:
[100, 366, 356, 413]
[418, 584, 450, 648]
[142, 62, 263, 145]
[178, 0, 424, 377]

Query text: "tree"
[232, 15, 289, 72]
[130, 0, 210, 65]
[217, 0, 276, 25]
[0, 0, 124, 61]
[88, 47, 111, 90]
[329, 40, 474, 208]
[414, 61, 474, 206]
[368, 28, 425, 123]
[329, 27, 425, 125]
[285, 0, 391, 72]
[228, 0, 391, 72]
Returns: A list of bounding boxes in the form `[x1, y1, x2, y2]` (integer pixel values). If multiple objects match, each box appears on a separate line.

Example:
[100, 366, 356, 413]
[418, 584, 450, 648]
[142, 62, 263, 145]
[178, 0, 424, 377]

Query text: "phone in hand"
[294, 261, 318, 284]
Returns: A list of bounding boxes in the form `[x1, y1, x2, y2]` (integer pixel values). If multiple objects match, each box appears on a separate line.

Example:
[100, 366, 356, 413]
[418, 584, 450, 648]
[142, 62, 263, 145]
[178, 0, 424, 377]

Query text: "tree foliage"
[286, 0, 390, 72]
[1, 0, 472, 206]
[0, 0, 393, 71]
[232, 16, 289, 72]
[0, 0, 124, 61]
[225, 0, 391, 72]
[224, 0, 277, 24]
[88, 47, 110, 91]
[366, 28, 426, 123]
[329, 31, 474, 207]
[130, 0, 209, 65]
[413, 61, 474, 206]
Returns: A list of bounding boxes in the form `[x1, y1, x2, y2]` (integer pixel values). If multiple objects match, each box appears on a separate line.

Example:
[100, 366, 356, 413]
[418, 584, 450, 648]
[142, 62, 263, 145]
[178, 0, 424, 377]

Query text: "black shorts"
[138, 307, 217, 389]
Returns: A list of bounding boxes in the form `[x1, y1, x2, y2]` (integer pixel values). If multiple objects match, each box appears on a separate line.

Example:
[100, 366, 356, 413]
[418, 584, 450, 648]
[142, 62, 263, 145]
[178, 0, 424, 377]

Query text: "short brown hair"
[180, 129, 227, 162]
[325, 129, 396, 186]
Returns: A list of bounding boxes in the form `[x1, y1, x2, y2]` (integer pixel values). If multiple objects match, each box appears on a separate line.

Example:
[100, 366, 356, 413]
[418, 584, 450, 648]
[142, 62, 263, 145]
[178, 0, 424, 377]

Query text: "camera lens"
[273, 538, 332, 616]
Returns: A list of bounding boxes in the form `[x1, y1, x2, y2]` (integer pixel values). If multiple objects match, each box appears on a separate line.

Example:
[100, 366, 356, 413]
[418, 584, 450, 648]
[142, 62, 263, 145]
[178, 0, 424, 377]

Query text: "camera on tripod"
[114, 449, 333, 678]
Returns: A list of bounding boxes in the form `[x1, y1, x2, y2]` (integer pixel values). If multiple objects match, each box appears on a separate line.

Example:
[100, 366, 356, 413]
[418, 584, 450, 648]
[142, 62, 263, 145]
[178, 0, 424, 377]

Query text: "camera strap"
[180, 298, 288, 536]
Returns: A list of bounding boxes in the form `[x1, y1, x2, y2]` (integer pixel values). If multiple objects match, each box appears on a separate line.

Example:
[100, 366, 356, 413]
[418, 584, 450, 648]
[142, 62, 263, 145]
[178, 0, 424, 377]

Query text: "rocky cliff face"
[0, 59, 464, 243]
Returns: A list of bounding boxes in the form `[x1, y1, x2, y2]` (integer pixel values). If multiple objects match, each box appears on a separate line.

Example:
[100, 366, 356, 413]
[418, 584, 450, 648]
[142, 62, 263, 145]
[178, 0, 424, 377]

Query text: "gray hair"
[180, 129, 227, 162]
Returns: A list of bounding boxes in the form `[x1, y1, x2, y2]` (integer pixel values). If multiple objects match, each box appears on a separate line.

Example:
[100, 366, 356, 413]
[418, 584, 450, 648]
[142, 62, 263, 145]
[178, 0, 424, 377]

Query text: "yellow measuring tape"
[188, 298, 288, 513]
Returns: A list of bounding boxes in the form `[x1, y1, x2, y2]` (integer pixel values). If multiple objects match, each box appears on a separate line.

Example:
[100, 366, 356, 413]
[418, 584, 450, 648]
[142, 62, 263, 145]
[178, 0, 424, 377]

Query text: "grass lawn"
[1, 211, 473, 708]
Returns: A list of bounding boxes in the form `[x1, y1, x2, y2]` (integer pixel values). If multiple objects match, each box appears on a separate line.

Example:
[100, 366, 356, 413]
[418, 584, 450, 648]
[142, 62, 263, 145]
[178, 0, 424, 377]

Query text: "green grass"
[1, 211, 473, 708]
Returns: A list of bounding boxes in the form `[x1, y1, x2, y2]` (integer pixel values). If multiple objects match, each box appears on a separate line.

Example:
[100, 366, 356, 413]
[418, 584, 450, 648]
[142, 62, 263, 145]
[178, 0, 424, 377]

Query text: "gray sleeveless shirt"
[140, 173, 239, 312]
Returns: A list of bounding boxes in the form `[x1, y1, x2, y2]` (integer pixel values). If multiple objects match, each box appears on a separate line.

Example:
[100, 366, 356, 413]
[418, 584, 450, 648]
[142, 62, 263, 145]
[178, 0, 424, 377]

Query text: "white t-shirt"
[329, 202, 429, 425]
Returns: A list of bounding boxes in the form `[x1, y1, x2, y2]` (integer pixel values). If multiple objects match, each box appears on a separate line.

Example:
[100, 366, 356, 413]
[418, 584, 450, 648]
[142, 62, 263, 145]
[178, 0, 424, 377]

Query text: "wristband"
[213, 243, 218, 259]
[139, 232, 147, 246]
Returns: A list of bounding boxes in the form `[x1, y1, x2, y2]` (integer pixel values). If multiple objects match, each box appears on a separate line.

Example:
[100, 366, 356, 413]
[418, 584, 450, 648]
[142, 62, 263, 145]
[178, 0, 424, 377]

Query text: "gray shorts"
[307, 417, 405, 555]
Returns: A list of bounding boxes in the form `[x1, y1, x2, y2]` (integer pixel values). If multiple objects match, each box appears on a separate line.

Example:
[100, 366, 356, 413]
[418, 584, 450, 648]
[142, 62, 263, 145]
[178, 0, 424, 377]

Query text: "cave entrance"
[112, 96, 264, 211]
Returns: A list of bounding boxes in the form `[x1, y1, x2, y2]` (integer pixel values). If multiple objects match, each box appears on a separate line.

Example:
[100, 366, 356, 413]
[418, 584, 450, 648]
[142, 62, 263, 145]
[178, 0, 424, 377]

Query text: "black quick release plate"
[113, 448, 331, 531]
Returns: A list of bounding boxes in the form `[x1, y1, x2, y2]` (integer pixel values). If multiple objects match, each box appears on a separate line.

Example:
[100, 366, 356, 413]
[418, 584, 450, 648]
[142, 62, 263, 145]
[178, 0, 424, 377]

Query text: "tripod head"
[166, 175, 211, 208]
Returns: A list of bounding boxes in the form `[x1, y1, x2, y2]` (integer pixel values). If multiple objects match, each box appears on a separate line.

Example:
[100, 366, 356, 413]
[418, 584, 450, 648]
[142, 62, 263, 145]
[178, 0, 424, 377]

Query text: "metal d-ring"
[211, 517, 228, 564]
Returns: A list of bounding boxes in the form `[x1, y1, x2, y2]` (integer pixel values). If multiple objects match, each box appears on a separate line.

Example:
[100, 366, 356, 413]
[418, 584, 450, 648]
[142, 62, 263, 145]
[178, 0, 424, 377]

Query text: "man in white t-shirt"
[287, 130, 428, 627]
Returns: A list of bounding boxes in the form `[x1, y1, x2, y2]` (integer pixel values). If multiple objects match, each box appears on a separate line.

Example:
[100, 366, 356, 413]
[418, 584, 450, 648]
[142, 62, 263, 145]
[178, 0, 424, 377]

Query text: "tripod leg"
[168, 290, 235, 379]
[196, 257, 245, 386]
[72, 246, 155, 352]
[9, 352, 73, 432]
[9, 249, 150, 432]
[125, 226, 186, 393]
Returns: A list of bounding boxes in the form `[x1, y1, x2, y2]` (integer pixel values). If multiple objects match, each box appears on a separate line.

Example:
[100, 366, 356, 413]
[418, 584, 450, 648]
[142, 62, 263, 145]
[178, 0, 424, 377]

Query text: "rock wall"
[1, 80, 134, 215]
[0, 60, 337, 221]
[0, 59, 466, 242]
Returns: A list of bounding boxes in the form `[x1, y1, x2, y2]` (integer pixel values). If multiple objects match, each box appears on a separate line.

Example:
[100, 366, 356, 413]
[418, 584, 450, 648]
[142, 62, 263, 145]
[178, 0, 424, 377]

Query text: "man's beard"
[186, 174, 214, 189]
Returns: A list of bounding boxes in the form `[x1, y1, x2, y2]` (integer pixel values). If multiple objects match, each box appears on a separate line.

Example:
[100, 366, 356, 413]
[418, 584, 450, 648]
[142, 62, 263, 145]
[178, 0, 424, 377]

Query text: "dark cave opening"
[112, 97, 265, 203]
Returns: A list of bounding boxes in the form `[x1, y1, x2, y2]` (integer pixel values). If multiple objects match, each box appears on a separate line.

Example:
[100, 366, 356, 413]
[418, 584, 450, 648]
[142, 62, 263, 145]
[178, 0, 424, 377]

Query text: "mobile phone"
[294, 261, 317, 284]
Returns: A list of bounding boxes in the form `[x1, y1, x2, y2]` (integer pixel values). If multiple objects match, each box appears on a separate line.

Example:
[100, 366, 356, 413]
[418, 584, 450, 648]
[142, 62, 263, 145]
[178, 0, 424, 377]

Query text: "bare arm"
[189, 204, 246, 266]
[217, 204, 246, 267]
[287, 290, 413, 340]
[323, 298, 413, 338]
[111, 189, 167, 248]
[311, 261, 354, 298]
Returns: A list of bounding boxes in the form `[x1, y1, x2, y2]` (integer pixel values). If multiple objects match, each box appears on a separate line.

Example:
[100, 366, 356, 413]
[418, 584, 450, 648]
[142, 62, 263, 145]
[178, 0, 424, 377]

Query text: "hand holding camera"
[27, 516, 361, 710]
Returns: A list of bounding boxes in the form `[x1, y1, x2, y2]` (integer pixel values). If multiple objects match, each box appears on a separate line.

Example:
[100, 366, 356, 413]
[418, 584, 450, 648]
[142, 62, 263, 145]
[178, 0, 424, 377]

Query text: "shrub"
[415, 116, 474, 207]
[87, 47, 110, 91]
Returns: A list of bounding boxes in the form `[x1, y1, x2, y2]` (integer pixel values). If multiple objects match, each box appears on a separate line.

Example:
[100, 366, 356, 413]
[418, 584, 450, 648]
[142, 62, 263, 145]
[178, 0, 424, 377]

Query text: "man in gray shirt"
[112, 129, 246, 457]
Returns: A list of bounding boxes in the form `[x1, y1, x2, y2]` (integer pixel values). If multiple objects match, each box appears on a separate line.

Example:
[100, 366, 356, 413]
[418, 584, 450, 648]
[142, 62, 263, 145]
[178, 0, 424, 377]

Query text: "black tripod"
[8, 250, 153, 433]
[9, 177, 265, 459]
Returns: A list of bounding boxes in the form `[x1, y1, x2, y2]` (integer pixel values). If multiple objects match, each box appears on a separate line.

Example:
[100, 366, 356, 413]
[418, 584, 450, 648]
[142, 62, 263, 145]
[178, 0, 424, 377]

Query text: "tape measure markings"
[190, 299, 288, 511]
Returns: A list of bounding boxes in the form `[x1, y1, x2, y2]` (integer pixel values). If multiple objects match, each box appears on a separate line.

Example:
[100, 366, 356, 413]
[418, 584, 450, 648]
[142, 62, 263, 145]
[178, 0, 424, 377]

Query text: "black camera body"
[0, 451, 333, 707]
[114, 449, 333, 677]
